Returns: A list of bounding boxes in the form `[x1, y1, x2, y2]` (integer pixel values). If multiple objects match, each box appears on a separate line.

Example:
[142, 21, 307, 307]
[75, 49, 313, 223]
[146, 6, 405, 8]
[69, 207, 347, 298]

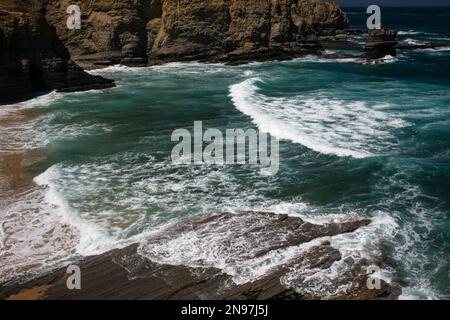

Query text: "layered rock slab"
[0, 212, 400, 300]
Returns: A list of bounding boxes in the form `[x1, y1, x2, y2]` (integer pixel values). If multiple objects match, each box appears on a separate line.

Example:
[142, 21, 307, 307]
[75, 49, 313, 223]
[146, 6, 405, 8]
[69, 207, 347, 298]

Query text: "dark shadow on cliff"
[0, 2, 115, 105]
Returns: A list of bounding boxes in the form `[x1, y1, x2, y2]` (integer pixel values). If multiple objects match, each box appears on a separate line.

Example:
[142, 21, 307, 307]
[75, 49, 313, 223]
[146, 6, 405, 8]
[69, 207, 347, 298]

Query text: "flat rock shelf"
[0, 212, 401, 300]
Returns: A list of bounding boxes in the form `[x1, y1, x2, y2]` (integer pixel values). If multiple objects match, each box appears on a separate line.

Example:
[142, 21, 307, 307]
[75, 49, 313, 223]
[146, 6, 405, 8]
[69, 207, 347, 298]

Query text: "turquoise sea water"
[1, 8, 450, 298]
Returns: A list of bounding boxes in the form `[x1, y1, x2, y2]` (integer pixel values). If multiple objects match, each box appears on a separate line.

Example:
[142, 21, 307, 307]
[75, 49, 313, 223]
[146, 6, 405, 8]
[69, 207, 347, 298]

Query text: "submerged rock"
[0, 212, 401, 300]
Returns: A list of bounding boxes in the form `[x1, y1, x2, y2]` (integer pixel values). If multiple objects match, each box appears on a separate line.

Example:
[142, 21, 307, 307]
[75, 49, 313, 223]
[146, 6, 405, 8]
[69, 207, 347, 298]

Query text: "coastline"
[0, 213, 401, 300]
[0, 108, 35, 208]
[2, 43, 447, 300]
[1, 2, 449, 300]
[0, 106, 57, 283]
[0, 66, 403, 301]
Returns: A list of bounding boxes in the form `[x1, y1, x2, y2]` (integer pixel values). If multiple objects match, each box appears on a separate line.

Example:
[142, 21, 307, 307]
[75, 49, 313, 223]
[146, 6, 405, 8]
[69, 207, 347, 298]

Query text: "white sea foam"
[0, 91, 62, 109]
[136, 208, 399, 297]
[422, 46, 450, 52]
[88, 64, 145, 74]
[398, 30, 420, 35]
[1, 113, 111, 152]
[280, 211, 398, 297]
[330, 213, 398, 266]
[372, 162, 448, 300]
[378, 55, 399, 63]
[22, 152, 272, 260]
[33, 166, 118, 256]
[139, 225, 330, 285]
[403, 38, 429, 45]
[229, 78, 409, 158]
[398, 30, 435, 36]
[334, 57, 365, 64]
[0, 184, 80, 283]
[90, 62, 230, 77]
[296, 54, 399, 65]
[0, 89, 114, 153]
[336, 55, 398, 65]
[428, 36, 450, 41]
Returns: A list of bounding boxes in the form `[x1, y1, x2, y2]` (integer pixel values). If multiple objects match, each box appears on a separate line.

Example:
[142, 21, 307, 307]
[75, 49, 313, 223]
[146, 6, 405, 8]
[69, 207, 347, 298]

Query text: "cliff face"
[45, 0, 158, 68]
[1, 0, 348, 103]
[0, 0, 115, 104]
[292, 0, 349, 36]
[44, 0, 348, 67]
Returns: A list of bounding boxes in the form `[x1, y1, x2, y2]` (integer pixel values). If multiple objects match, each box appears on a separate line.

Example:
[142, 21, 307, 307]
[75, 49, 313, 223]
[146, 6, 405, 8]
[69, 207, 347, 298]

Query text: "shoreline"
[0, 51, 420, 301]
[0, 108, 36, 208]
[0, 106, 56, 284]
[0, 213, 401, 300]
[0, 108, 403, 300]
[1, 30, 448, 107]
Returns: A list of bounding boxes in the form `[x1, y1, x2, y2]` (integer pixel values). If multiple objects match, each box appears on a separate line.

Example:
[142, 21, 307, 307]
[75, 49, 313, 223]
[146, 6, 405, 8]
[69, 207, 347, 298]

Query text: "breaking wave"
[229, 78, 410, 158]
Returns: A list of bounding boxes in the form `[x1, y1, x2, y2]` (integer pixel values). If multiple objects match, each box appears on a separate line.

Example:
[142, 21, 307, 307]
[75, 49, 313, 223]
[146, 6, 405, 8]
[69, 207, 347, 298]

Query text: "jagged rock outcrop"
[0, 212, 400, 300]
[0, 0, 115, 104]
[1, 0, 348, 103]
[43, 0, 349, 67]
[292, 0, 349, 36]
[45, 0, 159, 68]
[364, 28, 398, 59]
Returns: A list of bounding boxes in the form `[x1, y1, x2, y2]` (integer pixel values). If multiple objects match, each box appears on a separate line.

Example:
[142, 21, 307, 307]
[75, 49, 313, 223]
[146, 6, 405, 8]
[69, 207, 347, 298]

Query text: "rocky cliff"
[44, 0, 349, 68]
[1, 0, 348, 103]
[0, 0, 115, 104]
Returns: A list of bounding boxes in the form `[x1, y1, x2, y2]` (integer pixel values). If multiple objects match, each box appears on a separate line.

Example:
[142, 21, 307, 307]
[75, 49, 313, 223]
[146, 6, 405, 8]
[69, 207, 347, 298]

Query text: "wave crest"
[229, 78, 409, 158]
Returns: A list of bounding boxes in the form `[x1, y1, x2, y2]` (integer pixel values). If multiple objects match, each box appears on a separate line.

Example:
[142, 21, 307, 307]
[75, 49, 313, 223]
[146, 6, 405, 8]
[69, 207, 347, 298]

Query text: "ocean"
[1, 7, 449, 299]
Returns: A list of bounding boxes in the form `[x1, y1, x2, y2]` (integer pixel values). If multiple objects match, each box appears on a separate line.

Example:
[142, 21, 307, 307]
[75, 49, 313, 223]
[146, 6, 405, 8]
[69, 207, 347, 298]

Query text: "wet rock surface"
[363, 29, 398, 59]
[0, 212, 401, 300]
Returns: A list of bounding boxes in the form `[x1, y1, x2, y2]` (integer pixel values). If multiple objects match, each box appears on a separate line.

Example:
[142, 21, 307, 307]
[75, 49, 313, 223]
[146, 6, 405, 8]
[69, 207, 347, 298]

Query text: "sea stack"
[364, 28, 398, 59]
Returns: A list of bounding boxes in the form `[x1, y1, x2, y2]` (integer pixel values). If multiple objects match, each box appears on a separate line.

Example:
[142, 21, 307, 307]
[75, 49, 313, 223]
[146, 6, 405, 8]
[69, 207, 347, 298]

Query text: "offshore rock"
[364, 28, 398, 59]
